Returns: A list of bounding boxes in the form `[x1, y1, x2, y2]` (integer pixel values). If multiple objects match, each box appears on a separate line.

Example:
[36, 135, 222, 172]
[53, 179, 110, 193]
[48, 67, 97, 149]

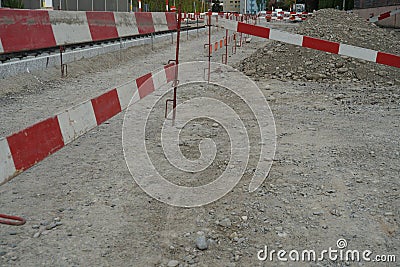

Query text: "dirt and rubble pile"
[239, 9, 400, 85]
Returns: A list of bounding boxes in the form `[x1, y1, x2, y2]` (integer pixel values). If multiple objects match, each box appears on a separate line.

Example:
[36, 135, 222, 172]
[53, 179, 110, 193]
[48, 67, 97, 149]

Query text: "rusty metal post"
[151, 32, 154, 50]
[232, 33, 237, 54]
[186, 15, 189, 40]
[225, 29, 228, 63]
[173, 7, 182, 121]
[222, 29, 228, 64]
[165, 5, 182, 123]
[60, 46, 68, 77]
[207, 11, 211, 82]
[202, 11, 212, 82]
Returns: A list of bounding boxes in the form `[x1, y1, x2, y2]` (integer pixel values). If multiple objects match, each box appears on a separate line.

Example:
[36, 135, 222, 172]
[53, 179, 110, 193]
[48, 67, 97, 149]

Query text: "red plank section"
[237, 22, 270, 39]
[7, 117, 64, 171]
[378, 12, 390, 21]
[165, 12, 178, 30]
[164, 63, 176, 82]
[376, 52, 400, 68]
[0, 9, 56, 53]
[302, 36, 340, 54]
[135, 12, 156, 34]
[91, 89, 122, 125]
[136, 73, 155, 99]
[86, 11, 118, 41]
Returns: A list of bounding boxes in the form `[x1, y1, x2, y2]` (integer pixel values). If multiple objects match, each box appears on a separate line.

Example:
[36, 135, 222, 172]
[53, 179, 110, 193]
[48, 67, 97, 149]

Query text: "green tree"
[3, 0, 24, 8]
[211, 0, 222, 12]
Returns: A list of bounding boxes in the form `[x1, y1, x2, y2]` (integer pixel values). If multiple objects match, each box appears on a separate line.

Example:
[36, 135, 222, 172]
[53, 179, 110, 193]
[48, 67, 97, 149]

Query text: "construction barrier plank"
[136, 73, 155, 98]
[376, 52, 400, 68]
[49, 11, 92, 45]
[136, 12, 156, 34]
[369, 9, 400, 23]
[114, 12, 139, 37]
[212, 16, 400, 69]
[7, 117, 64, 171]
[86, 12, 119, 41]
[0, 9, 178, 55]
[237, 22, 270, 39]
[164, 63, 176, 82]
[165, 12, 178, 30]
[0, 9, 56, 53]
[1, 64, 175, 185]
[302, 36, 339, 54]
[91, 89, 122, 125]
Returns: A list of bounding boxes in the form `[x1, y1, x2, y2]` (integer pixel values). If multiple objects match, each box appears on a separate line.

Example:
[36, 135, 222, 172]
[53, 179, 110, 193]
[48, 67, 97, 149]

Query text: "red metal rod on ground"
[0, 213, 26, 226]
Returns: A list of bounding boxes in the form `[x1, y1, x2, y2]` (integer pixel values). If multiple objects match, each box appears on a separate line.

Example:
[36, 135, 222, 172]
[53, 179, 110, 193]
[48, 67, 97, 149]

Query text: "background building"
[354, 0, 400, 8]
[223, 0, 240, 12]
[17, 0, 135, 11]
[0, 0, 202, 12]
[240, 0, 259, 13]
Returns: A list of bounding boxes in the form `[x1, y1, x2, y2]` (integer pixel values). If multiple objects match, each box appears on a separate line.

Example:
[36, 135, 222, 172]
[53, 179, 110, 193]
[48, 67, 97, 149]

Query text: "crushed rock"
[239, 9, 400, 85]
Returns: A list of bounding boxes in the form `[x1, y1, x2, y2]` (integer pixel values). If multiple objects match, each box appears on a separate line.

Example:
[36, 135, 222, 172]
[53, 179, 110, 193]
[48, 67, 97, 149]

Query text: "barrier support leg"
[222, 29, 228, 64]
[203, 11, 212, 83]
[60, 46, 68, 78]
[165, 6, 182, 123]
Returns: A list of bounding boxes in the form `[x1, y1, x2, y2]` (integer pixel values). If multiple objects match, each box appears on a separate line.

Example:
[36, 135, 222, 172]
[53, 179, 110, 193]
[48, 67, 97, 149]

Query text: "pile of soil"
[239, 9, 400, 85]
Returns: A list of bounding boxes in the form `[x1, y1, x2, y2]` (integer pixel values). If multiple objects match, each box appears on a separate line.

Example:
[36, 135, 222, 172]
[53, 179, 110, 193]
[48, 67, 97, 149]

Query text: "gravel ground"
[0, 17, 399, 267]
[240, 9, 400, 85]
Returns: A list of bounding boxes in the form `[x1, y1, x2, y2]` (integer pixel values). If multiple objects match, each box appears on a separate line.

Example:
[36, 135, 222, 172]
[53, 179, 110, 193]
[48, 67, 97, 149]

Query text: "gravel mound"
[239, 9, 400, 85]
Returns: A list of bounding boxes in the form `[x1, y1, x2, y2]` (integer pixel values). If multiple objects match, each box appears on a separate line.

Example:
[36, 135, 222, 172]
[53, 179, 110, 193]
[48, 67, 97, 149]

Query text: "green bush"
[3, 0, 24, 8]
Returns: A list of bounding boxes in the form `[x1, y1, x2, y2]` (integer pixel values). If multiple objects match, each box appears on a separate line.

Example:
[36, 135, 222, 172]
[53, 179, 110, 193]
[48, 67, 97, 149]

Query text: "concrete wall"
[354, 5, 400, 28]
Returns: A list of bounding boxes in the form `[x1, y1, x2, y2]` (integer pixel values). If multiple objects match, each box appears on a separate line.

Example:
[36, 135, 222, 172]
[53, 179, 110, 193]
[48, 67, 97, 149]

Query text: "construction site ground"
[0, 10, 399, 267]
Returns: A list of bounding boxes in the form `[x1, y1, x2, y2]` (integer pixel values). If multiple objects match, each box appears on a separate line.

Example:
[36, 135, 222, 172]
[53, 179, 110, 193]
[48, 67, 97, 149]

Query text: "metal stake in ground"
[165, 5, 182, 123]
[60, 46, 68, 77]
[222, 29, 228, 64]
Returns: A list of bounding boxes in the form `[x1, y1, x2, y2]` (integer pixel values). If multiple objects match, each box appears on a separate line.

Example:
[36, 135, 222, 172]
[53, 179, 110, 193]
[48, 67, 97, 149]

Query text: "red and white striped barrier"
[265, 11, 311, 22]
[180, 12, 206, 21]
[210, 16, 400, 68]
[0, 9, 177, 55]
[0, 63, 176, 185]
[368, 9, 400, 23]
[208, 33, 237, 54]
